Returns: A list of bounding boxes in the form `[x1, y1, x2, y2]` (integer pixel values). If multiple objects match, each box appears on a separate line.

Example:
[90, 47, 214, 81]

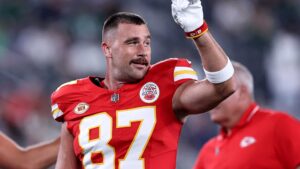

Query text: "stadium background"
[0, 0, 299, 168]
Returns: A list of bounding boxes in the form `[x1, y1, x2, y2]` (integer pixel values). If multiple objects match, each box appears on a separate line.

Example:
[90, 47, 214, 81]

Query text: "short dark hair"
[102, 12, 146, 38]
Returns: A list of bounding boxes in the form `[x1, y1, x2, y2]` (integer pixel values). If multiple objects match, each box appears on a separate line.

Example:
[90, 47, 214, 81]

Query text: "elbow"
[216, 76, 237, 100]
[224, 81, 237, 98]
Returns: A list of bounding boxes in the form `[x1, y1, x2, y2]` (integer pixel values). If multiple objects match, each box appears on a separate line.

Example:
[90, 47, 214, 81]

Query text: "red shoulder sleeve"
[51, 80, 80, 122]
[151, 58, 198, 87]
[173, 58, 198, 86]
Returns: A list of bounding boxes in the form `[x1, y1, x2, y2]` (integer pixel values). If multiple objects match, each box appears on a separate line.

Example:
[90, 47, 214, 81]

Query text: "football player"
[52, 0, 237, 168]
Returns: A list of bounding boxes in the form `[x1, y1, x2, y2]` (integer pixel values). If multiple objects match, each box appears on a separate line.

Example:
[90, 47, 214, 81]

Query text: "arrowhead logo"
[240, 136, 256, 148]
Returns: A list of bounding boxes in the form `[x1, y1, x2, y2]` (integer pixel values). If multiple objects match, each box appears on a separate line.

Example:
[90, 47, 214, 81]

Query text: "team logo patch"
[240, 136, 256, 148]
[74, 102, 89, 114]
[140, 82, 160, 103]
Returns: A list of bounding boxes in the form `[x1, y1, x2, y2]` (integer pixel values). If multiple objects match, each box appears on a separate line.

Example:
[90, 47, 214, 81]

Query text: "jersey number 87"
[78, 106, 156, 169]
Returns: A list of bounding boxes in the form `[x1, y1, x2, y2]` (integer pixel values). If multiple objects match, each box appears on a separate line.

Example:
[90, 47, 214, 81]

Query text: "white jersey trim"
[51, 103, 64, 120]
[174, 66, 198, 82]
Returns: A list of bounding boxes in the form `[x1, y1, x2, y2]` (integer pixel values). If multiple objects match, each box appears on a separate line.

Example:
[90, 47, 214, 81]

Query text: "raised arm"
[0, 132, 59, 169]
[171, 0, 236, 119]
[55, 123, 79, 169]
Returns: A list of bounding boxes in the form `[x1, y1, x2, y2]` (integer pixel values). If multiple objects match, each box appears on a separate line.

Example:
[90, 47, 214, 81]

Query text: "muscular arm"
[55, 123, 79, 169]
[0, 132, 59, 169]
[173, 32, 236, 119]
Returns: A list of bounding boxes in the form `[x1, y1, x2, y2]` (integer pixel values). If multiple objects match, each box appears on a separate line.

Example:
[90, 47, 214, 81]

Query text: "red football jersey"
[194, 103, 300, 169]
[51, 58, 198, 169]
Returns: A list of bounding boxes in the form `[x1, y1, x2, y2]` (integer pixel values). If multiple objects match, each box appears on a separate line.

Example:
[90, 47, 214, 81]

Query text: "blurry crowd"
[0, 0, 299, 168]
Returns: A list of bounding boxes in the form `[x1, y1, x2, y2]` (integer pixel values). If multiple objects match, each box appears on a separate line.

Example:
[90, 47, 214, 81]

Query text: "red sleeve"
[273, 113, 300, 169]
[51, 90, 69, 122]
[173, 58, 198, 86]
[50, 80, 80, 122]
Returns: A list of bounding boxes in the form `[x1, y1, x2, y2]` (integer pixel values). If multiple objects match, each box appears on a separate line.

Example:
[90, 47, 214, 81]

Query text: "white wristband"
[203, 58, 234, 84]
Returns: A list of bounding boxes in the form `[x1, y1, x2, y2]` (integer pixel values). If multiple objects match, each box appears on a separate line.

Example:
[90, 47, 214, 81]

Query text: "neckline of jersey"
[220, 103, 259, 138]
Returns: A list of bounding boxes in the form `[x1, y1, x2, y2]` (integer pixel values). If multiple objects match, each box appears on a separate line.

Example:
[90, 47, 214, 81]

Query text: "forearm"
[21, 137, 60, 169]
[172, 0, 231, 72]
[193, 31, 228, 71]
[0, 132, 59, 169]
[171, 0, 237, 116]
[193, 31, 236, 97]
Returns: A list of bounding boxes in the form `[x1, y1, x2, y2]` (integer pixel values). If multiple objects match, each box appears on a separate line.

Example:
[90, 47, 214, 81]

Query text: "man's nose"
[137, 43, 148, 57]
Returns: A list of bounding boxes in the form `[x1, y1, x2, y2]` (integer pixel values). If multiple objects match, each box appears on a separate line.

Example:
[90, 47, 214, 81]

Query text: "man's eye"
[128, 41, 139, 45]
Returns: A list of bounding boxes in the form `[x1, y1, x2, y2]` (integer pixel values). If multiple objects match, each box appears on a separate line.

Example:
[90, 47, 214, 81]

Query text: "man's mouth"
[130, 58, 149, 66]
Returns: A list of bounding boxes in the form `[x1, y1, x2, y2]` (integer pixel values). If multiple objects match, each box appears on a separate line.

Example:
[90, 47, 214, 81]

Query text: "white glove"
[171, 0, 204, 32]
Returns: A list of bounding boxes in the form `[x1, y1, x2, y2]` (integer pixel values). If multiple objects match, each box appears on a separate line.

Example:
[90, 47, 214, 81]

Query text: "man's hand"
[171, 0, 205, 33]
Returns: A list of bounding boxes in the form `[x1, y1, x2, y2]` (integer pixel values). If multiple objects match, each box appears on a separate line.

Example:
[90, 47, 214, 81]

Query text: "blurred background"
[0, 0, 299, 168]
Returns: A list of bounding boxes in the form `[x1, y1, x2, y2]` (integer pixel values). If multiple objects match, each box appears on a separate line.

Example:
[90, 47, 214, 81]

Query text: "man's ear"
[101, 42, 112, 58]
[239, 85, 250, 99]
